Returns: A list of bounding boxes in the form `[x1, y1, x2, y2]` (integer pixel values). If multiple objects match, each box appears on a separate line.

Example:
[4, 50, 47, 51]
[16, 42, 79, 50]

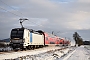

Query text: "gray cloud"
[0, 0, 90, 41]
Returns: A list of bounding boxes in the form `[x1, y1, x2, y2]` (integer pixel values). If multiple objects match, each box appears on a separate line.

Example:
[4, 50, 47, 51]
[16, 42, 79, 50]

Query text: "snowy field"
[0, 47, 13, 52]
[65, 45, 90, 60]
[0, 46, 73, 60]
[0, 45, 90, 60]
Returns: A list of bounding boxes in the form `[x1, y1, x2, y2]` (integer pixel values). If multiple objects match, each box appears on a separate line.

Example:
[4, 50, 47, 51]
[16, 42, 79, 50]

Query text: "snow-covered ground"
[0, 45, 90, 60]
[63, 45, 90, 60]
[0, 46, 73, 60]
[0, 47, 13, 52]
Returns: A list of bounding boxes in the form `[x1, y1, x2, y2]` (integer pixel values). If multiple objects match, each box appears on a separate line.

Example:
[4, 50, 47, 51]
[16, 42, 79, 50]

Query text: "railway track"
[0, 45, 63, 54]
[0, 46, 71, 60]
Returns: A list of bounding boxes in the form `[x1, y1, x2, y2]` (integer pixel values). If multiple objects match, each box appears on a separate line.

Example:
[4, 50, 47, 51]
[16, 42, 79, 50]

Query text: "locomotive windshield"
[10, 28, 24, 39]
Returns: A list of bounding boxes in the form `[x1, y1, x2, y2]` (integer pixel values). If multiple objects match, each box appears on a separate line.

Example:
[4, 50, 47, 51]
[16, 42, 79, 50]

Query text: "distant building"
[83, 41, 90, 45]
[0, 38, 10, 47]
[0, 38, 10, 42]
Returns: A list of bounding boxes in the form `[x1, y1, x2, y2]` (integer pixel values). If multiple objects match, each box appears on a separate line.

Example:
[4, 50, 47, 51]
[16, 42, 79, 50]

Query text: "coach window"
[46, 37, 48, 40]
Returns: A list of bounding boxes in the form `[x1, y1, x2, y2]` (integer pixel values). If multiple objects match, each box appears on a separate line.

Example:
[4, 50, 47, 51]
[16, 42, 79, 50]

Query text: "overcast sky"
[0, 0, 90, 41]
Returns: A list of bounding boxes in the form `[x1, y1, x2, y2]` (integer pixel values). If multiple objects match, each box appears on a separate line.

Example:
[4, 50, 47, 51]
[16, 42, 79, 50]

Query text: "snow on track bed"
[0, 47, 13, 52]
[63, 45, 90, 60]
[0, 46, 72, 60]
[0, 46, 61, 59]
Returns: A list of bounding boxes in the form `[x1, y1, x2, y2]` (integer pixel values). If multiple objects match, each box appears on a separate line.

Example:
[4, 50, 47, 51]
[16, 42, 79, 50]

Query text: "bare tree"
[73, 32, 83, 46]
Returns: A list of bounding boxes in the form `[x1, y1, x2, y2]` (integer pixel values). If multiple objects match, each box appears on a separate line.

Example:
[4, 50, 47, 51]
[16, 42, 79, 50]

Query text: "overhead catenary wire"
[21, 19, 43, 27]
[0, 0, 44, 27]
[0, 1, 64, 38]
[0, 0, 23, 17]
[0, 6, 21, 17]
[0, 6, 43, 27]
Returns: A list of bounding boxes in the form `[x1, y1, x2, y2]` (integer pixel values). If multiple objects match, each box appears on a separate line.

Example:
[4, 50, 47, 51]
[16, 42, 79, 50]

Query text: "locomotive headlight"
[10, 40, 11, 42]
[10, 39, 12, 42]
[23, 38, 25, 42]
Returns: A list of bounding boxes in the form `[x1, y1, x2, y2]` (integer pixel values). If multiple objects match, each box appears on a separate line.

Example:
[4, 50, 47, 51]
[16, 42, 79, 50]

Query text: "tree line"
[73, 32, 83, 46]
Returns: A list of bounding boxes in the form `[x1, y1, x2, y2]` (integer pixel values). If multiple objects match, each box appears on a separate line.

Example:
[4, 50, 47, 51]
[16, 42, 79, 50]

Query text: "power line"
[0, 6, 21, 17]
[0, 6, 43, 27]
[0, 0, 44, 27]
[0, 0, 23, 17]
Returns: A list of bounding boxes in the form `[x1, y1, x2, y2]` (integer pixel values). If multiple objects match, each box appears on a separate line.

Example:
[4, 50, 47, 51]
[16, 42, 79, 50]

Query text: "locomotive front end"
[10, 28, 24, 49]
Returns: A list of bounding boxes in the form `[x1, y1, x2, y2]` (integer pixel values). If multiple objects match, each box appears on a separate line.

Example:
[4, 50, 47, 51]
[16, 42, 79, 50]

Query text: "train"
[9, 27, 70, 50]
[44, 32, 70, 46]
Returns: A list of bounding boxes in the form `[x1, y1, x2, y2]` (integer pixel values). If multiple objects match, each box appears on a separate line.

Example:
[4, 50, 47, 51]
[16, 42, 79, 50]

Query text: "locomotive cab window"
[11, 28, 24, 39]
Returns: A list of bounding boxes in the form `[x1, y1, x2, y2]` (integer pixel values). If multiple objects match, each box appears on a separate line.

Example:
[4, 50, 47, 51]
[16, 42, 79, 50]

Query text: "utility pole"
[19, 18, 28, 28]
[52, 31, 54, 35]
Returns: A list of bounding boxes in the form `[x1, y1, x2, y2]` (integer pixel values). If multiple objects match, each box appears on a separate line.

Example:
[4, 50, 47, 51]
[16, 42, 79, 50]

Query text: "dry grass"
[0, 42, 9, 47]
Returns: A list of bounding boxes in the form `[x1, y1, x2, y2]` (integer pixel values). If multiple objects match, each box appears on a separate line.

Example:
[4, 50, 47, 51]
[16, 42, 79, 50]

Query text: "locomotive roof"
[11, 28, 44, 34]
[12, 27, 30, 30]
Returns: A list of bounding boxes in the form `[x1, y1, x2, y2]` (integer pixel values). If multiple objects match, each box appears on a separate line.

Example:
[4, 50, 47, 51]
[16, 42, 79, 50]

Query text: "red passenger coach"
[59, 38, 64, 44]
[44, 32, 49, 44]
[55, 37, 60, 44]
[44, 32, 60, 46]
[59, 38, 70, 46]
[35, 30, 70, 46]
